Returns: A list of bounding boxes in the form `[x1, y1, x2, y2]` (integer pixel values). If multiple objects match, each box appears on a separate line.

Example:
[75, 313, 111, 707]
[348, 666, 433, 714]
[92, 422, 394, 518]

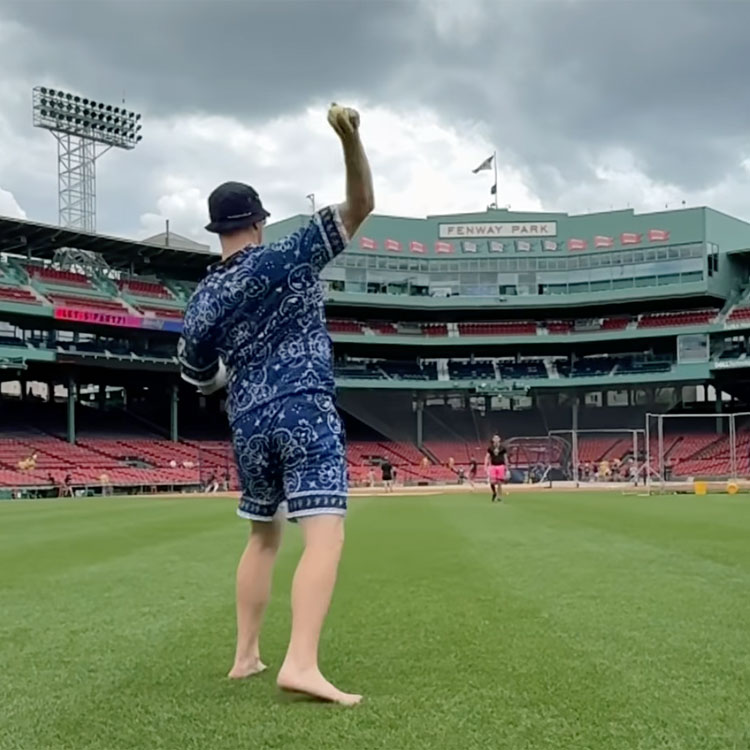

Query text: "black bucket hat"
[205, 181, 270, 234]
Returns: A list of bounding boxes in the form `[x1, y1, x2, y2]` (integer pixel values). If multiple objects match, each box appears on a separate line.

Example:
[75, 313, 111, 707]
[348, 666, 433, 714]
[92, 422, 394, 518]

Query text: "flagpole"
[493, 150, 498, 209]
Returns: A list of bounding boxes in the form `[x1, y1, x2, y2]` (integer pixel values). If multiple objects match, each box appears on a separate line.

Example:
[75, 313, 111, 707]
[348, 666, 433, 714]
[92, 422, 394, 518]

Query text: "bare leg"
[277, 514, 361, 706]
[490, 483, 497, 501]
[228, 518, 283, 679]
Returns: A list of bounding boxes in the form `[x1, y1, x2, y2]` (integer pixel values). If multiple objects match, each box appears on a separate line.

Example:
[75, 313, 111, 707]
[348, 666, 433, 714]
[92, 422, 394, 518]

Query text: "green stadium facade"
[1, 204, 750, 493]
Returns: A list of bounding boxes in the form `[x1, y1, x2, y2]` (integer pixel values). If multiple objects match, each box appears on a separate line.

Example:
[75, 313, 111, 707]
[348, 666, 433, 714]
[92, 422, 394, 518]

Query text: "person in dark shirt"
[484, 434, 507, 502]
[468, 457, 478, 488]
[381, 460, 393, 492]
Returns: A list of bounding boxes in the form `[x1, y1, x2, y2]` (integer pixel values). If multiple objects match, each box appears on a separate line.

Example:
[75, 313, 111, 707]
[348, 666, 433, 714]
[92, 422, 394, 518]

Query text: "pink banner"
[648, 229, 670, 242]
[621, 232, 642, 245]
[567, 238, 588, 251]
[53, 307, 143, 328]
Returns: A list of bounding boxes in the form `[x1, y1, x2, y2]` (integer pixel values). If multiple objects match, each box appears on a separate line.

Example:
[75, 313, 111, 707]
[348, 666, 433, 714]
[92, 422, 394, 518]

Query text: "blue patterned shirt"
[178, 206, 348, 425]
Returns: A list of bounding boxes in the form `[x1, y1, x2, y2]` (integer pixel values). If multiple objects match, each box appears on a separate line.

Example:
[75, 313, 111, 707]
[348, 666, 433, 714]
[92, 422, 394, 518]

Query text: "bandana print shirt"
[178, 206, 349, 426]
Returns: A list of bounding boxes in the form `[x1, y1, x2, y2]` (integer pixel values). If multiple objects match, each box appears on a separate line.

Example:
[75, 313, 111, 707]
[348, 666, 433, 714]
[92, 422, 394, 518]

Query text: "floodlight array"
[32, 86, 142, 149]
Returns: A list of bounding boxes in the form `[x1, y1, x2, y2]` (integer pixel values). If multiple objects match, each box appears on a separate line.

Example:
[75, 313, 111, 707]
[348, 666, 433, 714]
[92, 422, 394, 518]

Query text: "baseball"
[327, 103, 359, 137]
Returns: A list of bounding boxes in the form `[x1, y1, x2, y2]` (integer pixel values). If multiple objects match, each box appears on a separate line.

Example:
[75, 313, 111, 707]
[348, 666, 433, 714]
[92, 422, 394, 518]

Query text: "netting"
[645, 411, 750, 493]
[196, 441, 238, 492]
[550, 428, 647, 486]
[504, 435, 569, 485]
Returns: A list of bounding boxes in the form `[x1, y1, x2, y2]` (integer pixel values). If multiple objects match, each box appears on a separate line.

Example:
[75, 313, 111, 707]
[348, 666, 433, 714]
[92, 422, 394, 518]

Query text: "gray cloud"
[2, 0, 750, 230]
[0, 0, 420, 119]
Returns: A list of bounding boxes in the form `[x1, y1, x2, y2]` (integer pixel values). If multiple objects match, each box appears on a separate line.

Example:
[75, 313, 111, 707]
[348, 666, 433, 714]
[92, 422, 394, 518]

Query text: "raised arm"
[266, 105, 373, 276]
[328, 104, 374, 238]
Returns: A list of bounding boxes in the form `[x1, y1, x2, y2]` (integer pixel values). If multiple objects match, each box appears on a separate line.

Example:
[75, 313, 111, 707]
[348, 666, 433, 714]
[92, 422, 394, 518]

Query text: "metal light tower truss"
[53, 246, 112, 279]
[32, 86, 143, 233]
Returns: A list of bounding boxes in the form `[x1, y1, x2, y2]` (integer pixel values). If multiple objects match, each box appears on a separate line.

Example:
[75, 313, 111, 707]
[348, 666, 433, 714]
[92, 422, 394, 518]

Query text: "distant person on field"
[468, 457, 478, 488]
[599, 459, 611, 481]
[484, 434, 507, 502]
[177, 104, 373, 706]
[99, 472, 111, 496]
[381, 460, 394, 492]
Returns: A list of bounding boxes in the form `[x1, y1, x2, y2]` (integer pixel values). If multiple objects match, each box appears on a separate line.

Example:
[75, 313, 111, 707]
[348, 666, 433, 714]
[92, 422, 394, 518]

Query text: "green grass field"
[2, 491, 750, 750]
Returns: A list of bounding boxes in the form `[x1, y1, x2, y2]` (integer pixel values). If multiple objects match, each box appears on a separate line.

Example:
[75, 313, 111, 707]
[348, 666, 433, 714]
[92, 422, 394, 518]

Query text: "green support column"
[416, 396, 423, 448]
[171, 384, 179, 442]
[67, 375, 76, 445]
[715, 389, 723, 433]
[571, 395, 580, 485]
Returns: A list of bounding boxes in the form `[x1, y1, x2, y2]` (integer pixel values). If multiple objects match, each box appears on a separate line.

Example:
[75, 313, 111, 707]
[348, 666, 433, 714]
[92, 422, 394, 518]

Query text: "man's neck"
[221, 242, 253, 262]
[220, 234, 260, 262]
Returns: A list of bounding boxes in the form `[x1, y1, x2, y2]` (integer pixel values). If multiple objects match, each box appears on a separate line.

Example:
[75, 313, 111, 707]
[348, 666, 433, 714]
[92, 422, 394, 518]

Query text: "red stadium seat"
[458, 321, 537, 336]
[137, 305, 184, 319]
[47, 294, 129, 313]
[327, 319, 364, 334]
[0, 285, 41, 305]
[119, 279, 173, 299]
[638, 310, 717, 328]
[28, 266, 92, 287]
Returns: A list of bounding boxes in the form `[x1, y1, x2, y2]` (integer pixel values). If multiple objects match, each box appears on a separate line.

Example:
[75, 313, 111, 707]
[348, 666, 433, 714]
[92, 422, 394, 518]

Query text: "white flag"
[472, 155, 494, 174]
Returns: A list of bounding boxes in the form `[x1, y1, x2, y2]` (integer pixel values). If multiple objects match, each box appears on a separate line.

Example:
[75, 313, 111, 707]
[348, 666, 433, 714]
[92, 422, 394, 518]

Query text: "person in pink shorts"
[484, 434, 508, 502]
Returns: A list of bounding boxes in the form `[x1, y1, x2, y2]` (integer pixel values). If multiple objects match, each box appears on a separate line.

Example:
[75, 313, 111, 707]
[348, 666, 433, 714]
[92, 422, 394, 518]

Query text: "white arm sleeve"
[195, 358, 228, 396]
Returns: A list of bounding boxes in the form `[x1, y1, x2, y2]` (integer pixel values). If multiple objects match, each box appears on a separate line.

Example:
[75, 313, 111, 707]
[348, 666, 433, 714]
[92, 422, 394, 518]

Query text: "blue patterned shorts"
[232, 392, 348, 522]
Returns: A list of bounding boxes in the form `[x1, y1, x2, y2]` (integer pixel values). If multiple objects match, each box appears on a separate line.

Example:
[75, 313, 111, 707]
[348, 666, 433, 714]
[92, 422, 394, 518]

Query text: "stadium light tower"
[32, 86, 143, 232]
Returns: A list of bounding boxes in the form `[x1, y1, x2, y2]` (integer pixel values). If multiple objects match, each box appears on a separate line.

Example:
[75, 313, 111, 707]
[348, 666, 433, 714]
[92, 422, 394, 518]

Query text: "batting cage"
[503, 435, 569, 485]
[645, 411, 750, 494]
[550, 428, 650, 487]
[196, 441, 238, 493]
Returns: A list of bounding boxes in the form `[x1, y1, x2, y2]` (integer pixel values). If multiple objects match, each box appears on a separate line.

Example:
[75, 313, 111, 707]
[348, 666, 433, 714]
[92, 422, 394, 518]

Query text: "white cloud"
[419, 0, 493, 44]
[135, 103, 543, 247]
[542, 145, 750, 218]
[0, 187, 26, 219]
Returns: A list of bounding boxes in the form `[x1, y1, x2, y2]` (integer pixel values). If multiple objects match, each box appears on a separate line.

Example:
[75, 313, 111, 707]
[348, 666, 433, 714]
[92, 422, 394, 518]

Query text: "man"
[178, 104, 373, 706]
[468, 456, 478, 488]
[381, 459, 393, 492]
[484, 434, 507, 502]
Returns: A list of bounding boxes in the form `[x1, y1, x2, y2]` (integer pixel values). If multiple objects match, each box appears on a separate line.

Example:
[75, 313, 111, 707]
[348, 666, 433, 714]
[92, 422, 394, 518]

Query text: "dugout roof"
[0, 215, 218, 279]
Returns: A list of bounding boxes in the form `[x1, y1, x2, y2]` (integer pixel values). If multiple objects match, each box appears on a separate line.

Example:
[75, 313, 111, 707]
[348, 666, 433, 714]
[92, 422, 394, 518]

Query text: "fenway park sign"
[438, 221, 557, 239]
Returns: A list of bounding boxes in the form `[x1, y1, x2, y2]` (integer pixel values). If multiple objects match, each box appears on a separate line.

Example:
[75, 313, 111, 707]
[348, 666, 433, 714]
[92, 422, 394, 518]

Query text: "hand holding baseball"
[327, 103, 360, 139]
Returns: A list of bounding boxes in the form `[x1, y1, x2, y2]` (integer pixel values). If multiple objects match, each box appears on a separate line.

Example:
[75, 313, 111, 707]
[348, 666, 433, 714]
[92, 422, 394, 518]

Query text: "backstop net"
[196, 441, 238, 492]
[645, 411, 750, 493]
[550, 428, 649, 486]
[504, 435, 569, 485]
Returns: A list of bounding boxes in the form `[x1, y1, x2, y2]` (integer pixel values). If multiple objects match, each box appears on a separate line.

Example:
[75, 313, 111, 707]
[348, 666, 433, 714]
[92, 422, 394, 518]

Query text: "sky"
[1, 0, 750, 248]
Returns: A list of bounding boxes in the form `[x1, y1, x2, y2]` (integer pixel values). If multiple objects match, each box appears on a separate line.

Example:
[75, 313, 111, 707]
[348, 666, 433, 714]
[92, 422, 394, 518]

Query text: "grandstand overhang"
[0, 215, 217, 279]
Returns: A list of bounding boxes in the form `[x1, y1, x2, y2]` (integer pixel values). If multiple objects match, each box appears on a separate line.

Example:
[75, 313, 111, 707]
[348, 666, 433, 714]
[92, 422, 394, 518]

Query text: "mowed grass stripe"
[1, 493, 750, 750]
[443, 492, 750, 747]
[0, 498, 234, 585]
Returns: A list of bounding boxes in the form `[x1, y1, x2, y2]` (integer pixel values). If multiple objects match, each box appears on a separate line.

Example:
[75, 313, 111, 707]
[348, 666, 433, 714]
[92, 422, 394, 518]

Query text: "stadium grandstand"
[2, 204, 750, 497]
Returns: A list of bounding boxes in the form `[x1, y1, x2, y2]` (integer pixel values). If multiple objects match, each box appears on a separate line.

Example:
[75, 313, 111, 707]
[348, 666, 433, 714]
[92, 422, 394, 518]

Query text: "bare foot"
[228, 658, 267, 680]
[277, 666, 362, 706]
